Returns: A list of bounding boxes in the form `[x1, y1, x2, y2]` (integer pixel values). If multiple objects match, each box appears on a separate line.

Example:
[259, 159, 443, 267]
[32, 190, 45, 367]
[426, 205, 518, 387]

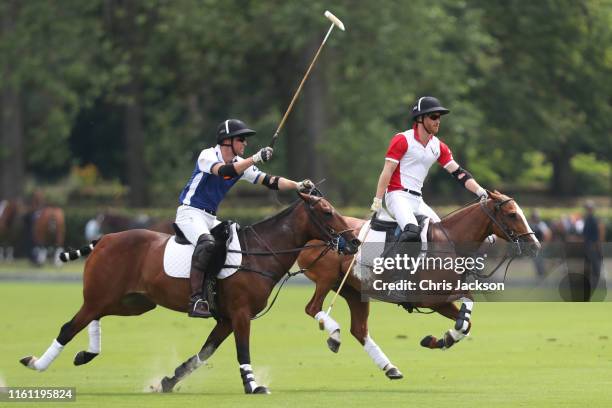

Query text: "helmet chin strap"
[418, 116, 436, 136]
[220, 138, 238, 158]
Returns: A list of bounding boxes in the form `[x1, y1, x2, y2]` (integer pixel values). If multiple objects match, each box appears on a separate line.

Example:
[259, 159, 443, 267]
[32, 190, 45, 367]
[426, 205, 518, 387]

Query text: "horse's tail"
[59, 240, 100, 262]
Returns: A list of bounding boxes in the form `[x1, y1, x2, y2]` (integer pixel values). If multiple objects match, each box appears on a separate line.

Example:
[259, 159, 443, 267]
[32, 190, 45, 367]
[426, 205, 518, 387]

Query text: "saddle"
[371, 214, 429, 256]
[172, 221, 236, 319]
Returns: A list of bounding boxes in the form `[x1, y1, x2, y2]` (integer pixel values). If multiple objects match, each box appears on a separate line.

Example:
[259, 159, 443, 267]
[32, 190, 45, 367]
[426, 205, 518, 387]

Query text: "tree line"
[1, 0, 610, 207]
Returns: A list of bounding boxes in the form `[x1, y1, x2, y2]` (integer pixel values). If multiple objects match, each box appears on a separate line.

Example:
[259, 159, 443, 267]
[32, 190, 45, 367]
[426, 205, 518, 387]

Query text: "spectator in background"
[582, 200, 605, 296]
[529, 209, 552, 278]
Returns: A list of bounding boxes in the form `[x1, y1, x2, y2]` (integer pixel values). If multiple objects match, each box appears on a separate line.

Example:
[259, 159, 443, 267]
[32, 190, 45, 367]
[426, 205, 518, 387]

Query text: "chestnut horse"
[20, 193, 360, 395]
[31, 207, 66, 265]
[0, 199, 65, 263]
[297, 191, 541, 379]
[0, 199, 19, 260]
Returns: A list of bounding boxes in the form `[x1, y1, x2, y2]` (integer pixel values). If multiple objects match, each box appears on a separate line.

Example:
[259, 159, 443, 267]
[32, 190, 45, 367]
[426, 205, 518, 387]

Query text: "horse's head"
[485, 191, 541, 256]
[298, 193, 361, 255]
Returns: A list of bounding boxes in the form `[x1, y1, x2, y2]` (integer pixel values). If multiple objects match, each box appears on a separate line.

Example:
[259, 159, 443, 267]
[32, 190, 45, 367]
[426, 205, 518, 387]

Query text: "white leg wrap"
[363, 335, 391, 370]
[460, 297, 474, 312]
[448, 328, 465, 341]
[315, 311, 340, 335]
[34, 339, 64, 371]
[87, 320, 101, 354]
[240, 364, 259, 392]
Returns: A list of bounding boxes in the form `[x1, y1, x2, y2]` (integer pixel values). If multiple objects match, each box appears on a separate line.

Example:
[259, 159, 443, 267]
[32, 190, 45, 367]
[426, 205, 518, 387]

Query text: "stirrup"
[188, 298, 212, 318]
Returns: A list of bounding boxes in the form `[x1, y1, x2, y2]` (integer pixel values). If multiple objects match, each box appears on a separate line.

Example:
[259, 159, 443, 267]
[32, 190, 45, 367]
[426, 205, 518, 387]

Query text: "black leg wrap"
[56, 319, 74, 345]
[173, 355, 201, 380]
[161, 376, 177, 393]
[455, 318, 465, 331]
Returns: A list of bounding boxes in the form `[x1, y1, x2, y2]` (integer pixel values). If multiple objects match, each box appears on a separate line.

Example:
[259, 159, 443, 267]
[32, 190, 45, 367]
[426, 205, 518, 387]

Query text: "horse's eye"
[323, 211, 333, 218]
[508, 213, 517, 219]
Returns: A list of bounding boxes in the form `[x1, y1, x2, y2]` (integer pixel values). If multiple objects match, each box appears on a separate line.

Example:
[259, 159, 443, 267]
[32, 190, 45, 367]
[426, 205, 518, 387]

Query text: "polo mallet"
[269, 10, 345, 148]
[319, 211, 374, 329]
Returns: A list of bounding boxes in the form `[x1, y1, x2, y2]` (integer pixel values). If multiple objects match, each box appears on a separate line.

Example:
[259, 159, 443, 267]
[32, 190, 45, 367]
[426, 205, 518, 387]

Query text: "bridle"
[230, 196, 358, 321]
[479, 197, 535, 256]
[303, 196, 355, 254]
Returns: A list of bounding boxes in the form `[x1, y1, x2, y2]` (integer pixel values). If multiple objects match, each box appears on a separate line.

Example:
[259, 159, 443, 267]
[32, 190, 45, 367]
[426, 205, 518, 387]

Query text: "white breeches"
[175, 205, 220, 245]
[385, 190, 440, 229]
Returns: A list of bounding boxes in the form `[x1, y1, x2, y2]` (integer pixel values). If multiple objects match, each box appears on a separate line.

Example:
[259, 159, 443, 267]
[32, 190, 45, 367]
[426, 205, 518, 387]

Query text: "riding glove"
[297, 179, 315, 192]
[475, 187, 488, 201]
[253, 147, 273, 163]
[371, 197, 382, 212]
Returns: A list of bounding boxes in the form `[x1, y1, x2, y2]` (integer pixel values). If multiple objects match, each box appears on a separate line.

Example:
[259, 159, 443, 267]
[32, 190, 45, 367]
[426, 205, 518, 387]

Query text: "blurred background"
[0, 0, 610, 262]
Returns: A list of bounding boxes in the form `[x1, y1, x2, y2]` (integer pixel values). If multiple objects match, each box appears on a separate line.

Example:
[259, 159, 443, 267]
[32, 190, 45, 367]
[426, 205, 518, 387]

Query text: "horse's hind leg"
[20, 304, 100, 371]
[421, 297, 474, 350]
[340, 286, 403, 380]
[157, 319, 233, 393]
[73, 294, 157, 366]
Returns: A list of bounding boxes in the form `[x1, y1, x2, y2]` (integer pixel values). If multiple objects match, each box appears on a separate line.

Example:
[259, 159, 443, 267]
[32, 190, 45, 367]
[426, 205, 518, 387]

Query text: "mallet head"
[324, 10, 345, 31]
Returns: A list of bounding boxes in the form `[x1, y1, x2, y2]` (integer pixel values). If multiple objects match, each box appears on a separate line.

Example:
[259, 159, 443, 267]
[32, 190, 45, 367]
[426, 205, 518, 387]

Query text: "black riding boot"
[188, 233, 216, 318]
[399, 223, 420, 243]
[399, 223, 422, 263]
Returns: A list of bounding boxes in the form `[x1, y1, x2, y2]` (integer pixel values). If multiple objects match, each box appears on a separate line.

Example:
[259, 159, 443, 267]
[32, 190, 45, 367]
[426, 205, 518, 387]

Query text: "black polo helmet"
[411, 96, 450, 121]
[216, 119, 256, 144]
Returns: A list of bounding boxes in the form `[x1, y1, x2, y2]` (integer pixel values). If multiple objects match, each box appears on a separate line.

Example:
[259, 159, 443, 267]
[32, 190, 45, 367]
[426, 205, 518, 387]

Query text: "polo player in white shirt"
[371, 96, 488, 243]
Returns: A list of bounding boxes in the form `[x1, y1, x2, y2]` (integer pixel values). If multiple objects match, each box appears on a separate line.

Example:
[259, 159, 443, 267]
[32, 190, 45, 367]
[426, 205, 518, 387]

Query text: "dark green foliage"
[1, 0, 610, 204]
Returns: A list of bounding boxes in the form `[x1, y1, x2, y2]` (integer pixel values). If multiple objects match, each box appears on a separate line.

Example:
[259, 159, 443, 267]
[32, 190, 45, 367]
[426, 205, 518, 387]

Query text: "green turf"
[1, 282, 611, 408]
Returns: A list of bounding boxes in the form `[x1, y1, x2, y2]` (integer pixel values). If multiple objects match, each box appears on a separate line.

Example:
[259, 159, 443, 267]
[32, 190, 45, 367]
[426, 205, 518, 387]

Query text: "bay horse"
[296, 191, 541, 379]
[20, 193, 360, 395]
[0, 199, 19, 260]
[0, 199, 65, 264]
[31, 206, 66, 265]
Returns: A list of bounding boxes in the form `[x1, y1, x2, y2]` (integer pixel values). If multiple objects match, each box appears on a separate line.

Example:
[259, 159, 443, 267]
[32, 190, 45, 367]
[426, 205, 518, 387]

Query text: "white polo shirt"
[385, 126, 454, 193]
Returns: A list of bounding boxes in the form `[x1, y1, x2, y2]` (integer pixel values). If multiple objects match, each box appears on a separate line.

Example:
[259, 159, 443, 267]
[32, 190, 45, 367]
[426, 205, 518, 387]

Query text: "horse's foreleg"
[341, 286, 403, 380]
[20, 305, 99, 371]
[232, 310, 269, 395]
[158, 319, 233, 393]
[421, 297, 474, 350]
[305, 282, 341, 353]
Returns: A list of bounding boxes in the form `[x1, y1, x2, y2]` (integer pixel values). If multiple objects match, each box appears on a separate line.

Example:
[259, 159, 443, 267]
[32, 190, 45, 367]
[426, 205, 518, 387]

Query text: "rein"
[222, 198, 354, 320]
[468, 197, 534, 280]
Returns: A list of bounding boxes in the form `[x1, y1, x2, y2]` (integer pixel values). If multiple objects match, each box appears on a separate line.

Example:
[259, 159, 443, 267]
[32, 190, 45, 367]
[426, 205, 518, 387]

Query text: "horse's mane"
[439, 191, 510, 225]
[439, 200, 481, 225]
[248, 199, 302, 229]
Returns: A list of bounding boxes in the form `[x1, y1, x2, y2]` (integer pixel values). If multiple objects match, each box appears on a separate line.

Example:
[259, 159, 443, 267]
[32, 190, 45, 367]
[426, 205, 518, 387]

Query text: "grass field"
[1, 282, 611, 408]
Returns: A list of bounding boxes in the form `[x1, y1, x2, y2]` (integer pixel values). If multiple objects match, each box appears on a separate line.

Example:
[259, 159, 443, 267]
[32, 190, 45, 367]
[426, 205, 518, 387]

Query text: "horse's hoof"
[420, 335, 435, 348]
[160, 376, 176, 393]
[73, 351, 98, 366]
[318, 319, 325, 331]
[421, 335, 444, 349]
[252, 386, 270, 394]
[20, 356, 37, 370]
[327, 336, 341, 353]
[385, 366, 403, 380]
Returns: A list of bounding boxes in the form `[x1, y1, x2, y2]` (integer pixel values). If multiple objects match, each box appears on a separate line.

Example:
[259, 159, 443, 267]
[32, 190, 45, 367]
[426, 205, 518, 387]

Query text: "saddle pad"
[352, 217, 430, 282]
[163, 223, 242, 279]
